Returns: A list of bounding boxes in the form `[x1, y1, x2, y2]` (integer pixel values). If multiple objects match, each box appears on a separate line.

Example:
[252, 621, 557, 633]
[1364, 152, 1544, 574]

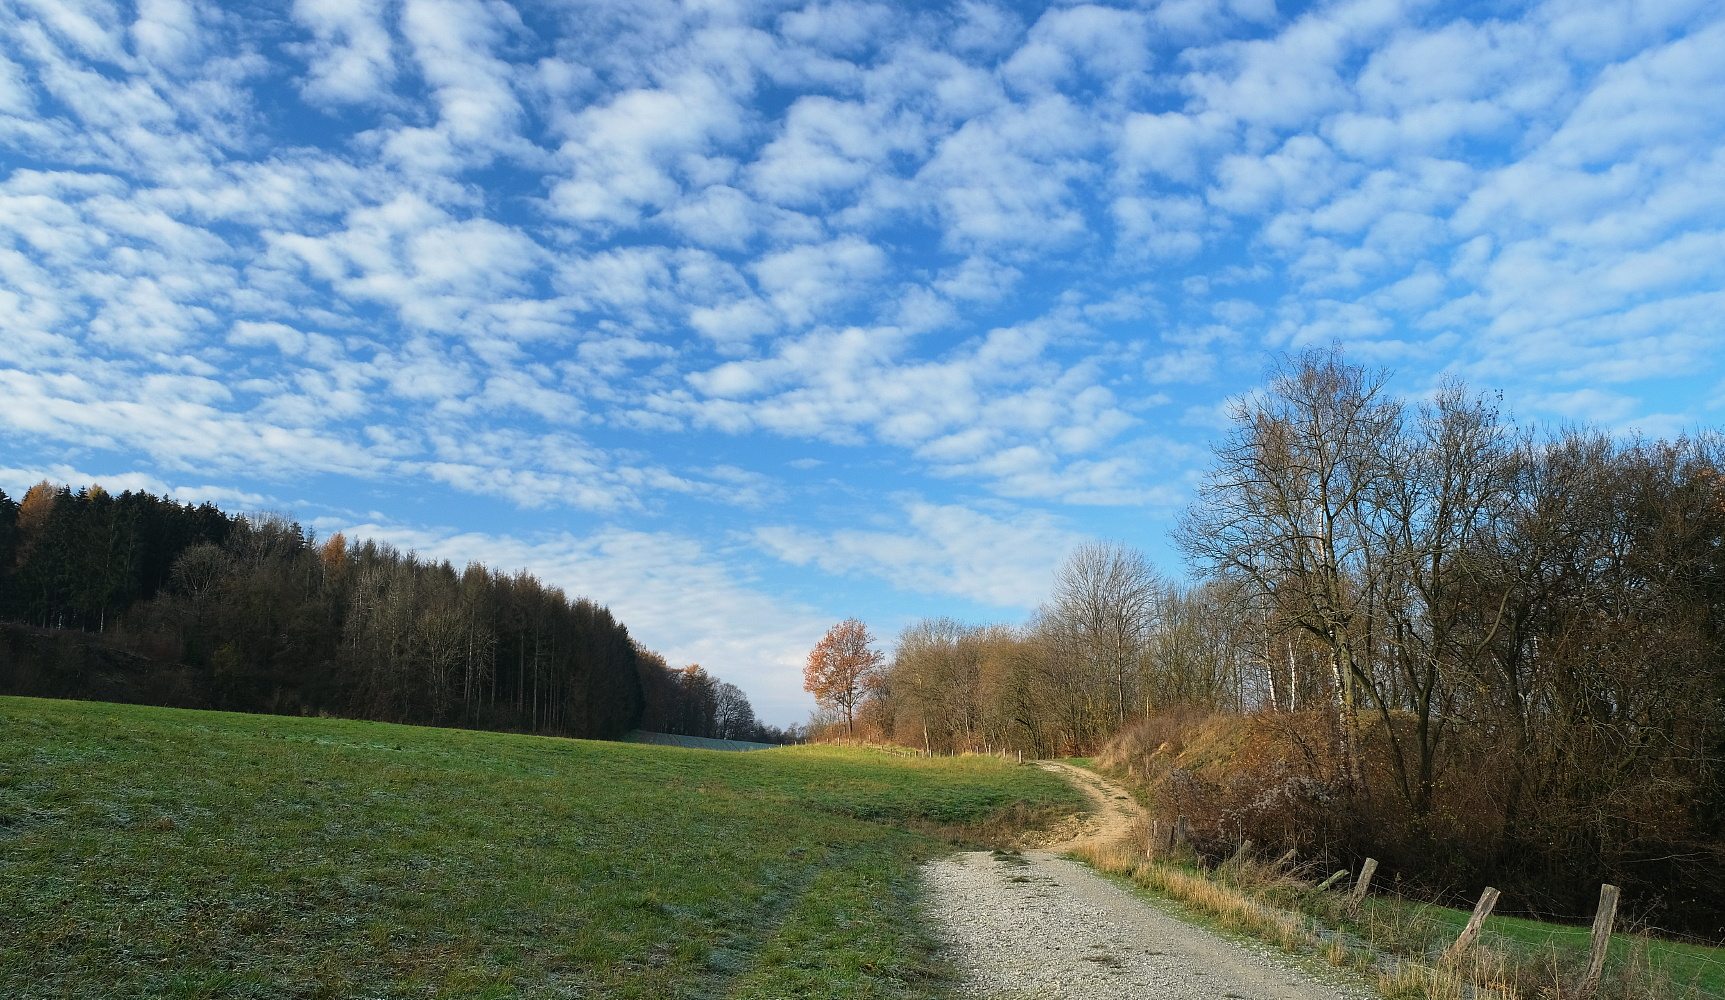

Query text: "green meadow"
[0, 697, 1082, 999]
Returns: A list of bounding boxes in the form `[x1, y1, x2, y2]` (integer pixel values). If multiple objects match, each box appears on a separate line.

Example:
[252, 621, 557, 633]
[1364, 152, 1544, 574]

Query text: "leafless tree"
[1360, 382, 1515, 816]
[1042, 542, 1166, 733]
[1178, 347, 1400, 783]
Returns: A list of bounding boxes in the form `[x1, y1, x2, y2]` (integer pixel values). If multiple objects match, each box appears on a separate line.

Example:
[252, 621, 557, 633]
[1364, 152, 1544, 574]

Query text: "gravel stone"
[923, 761, 1367, 1000]
[925, 850, 1365, 1000]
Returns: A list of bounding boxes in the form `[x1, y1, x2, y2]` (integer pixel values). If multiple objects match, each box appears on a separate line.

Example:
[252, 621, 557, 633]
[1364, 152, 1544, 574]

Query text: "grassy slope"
[0, 697, 1081, 1000]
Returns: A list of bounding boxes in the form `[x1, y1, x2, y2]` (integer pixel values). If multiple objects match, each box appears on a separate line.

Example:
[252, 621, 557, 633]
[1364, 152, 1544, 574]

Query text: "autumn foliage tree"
[803, 618, 883, 740]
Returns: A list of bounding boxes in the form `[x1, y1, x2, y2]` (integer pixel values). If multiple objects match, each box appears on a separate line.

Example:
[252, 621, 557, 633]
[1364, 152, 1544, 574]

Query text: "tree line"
[0, 484, 785, 743]
[819, 555, 1255, 758]
[816, 348, 1723, 935]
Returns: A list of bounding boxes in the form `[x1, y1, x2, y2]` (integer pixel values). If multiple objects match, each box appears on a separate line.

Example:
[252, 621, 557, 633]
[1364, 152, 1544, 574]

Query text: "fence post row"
[1581, 884, 1620, 998]
[1444, 886, 1500, 962]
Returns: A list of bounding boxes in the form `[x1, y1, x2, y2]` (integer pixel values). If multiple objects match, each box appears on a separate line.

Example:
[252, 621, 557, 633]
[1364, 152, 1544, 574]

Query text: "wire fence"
[1464, 917, 1725, 1000]
[1358, 880, 1725, 1000]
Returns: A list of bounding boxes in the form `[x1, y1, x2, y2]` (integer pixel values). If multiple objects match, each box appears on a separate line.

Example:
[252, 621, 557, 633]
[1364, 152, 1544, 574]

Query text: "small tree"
[804, 618, 883, 741]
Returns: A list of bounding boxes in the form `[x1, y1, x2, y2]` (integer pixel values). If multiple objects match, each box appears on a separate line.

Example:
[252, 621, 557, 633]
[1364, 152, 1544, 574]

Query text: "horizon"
[2, 0, 1721, 725]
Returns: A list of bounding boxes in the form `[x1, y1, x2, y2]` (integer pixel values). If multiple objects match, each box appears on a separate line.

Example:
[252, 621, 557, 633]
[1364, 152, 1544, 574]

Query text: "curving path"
[922, 763, 1366, 1000]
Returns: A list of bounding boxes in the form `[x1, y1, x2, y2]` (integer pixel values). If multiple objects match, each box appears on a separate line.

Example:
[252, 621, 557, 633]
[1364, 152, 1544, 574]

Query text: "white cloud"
[933, 254, 1021, 301]
[779, 2, 894, 56]
[749, 95, 923, 207]
[291, 0, 397, 106]
[131, 0, 206, 71]
[950, 1, 1023, 55]
[915, 94, 1100, 252]
[548, 75, 750, 228]
[1002, 4, 1150, 96]
[672, 311, 1156, 501]
[390, 0, 532, 167]
[750, 235, 888, 326]
[0, 462, 273, 509]
[1523, 387, 1639, 423]
[1113, 193, 1206, 258]
[755, 499, 1087, 607]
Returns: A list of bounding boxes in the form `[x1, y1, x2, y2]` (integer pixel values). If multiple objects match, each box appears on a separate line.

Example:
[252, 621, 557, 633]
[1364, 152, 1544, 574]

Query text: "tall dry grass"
[1074, 836, 1316, 955]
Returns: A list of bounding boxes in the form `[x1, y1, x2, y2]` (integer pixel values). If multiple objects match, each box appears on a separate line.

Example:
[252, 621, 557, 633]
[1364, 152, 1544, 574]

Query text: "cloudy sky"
[2, 0, 1721, 723]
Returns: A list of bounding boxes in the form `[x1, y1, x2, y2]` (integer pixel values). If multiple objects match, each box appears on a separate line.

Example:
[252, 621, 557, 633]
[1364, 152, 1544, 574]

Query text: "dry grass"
[1073, 844, 1723, 1000]
[1073, 838, 1314, 953]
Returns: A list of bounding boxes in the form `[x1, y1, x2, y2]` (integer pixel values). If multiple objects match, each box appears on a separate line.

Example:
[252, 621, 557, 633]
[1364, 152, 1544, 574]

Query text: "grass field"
[0, 697, 1082, 999]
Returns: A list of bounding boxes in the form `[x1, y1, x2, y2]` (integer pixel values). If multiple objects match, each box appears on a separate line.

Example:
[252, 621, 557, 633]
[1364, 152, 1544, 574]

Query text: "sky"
[1, 0, 1722, 724]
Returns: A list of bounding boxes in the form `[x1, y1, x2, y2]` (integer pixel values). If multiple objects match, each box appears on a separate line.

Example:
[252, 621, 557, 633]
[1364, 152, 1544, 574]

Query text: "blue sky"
[2, 0, 1722, 724]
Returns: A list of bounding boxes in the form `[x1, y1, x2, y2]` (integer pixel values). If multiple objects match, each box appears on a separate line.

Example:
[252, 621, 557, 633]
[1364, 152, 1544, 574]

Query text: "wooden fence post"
[1443, 886, 1500, 962]
[1229, 839, 1254, 864]
[1148, 820, 1161, 857]
[1173, 815, 1189, 846]
[1581, 884, 1620, 997]
[1351, 858, 1379, 902]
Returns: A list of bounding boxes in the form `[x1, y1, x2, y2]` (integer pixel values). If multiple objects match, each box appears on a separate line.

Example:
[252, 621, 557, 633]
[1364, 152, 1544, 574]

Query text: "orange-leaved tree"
[803, 618, 883, 741]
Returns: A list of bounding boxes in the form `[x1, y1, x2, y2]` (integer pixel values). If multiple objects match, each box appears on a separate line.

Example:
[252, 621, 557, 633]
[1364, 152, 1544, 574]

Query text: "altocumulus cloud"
[2, 0, 1722, 722]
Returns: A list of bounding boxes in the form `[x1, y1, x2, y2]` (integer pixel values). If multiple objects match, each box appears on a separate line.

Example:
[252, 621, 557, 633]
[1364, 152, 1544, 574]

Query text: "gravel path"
[922, 765, 1365, 1000]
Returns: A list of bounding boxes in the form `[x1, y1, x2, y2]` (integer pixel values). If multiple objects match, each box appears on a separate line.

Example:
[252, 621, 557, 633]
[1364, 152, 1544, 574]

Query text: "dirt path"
[922, 764, 1364, 1000]
[1029, 760, 1145, 852]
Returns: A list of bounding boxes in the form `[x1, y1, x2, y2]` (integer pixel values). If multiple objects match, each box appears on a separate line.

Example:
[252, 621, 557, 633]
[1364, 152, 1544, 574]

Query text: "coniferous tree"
[0, 489, 768, 744]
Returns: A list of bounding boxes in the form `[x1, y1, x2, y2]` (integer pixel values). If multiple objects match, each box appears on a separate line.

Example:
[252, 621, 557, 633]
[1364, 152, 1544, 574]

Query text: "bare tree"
[1147, 581, 1258, 713]
[1043, 542, 1165, 733]
[1361, 382, 1515, 816]
[890, 618, 986, 752]
[1177, 347, 1400, 783]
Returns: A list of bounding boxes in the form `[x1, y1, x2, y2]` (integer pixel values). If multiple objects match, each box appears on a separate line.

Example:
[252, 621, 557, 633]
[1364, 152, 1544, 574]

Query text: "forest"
[829, 348, 1725, 938]
[0, 487, 786, 744]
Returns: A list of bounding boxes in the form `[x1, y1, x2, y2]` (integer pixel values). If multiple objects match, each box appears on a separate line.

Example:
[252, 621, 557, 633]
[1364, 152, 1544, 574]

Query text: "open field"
[0, 697, 1082, 999]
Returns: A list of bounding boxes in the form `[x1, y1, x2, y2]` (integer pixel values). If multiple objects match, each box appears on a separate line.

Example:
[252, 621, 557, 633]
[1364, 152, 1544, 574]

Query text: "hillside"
[1093, 710, 1725, 941]
[0, 484, 782, 744]
[0, 696, 1081, 999]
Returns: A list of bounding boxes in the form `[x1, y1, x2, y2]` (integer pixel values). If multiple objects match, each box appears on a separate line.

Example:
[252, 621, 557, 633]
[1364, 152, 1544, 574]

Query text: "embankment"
[1094, 709, 1725, 940]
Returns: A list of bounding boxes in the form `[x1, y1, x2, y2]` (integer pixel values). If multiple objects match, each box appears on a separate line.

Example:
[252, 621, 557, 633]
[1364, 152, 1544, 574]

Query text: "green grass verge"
[0, 697, 1082, 999]
[1401, 898, 1725, 996]
[1145, 849, 1725, 1000]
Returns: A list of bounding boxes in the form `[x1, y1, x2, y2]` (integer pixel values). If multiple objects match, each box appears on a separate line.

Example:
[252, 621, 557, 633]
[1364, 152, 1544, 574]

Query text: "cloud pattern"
[2, 0, 1722, 719]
